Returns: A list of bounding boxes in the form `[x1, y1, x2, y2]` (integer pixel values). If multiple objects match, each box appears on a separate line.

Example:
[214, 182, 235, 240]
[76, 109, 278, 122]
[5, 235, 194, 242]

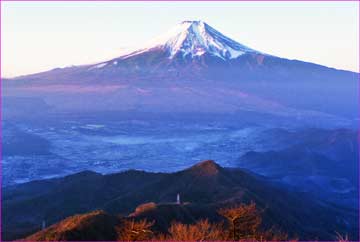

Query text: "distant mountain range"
[237, 128, 359, 208]
[3, 160, 357, 240]
[3, 21, 358, 125]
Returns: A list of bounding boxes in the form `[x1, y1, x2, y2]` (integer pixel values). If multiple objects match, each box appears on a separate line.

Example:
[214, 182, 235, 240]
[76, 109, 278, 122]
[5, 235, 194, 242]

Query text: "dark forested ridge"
[3, 160, 357, 241]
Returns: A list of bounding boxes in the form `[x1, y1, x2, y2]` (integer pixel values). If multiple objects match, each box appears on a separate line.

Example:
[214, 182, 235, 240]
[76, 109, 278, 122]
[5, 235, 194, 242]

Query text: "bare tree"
[162, 219, 225, 241]
[218, 202, 261, 240]
[335, 231, 349, 242]
[116, 219, 154, 241]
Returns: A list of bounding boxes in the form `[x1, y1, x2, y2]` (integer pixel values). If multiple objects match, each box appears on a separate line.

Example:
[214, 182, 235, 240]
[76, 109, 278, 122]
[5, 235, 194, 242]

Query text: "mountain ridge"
[113, 20, 260, 61]
[7, 20, 356, 79]
[3, 20, 358, 121]
[3, 160, 357, 240]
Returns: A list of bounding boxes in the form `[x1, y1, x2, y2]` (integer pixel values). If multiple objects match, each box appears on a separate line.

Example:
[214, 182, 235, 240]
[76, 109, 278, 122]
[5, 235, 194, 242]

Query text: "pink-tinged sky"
[1, 1, 359, 77]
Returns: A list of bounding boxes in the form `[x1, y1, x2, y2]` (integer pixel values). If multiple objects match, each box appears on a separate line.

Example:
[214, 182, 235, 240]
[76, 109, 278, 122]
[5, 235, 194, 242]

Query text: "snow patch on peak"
[136, 20, 260, 60]
[90, 21, 264, 69]
[181, 20, 201, 24]
[89, 62, 107, 70]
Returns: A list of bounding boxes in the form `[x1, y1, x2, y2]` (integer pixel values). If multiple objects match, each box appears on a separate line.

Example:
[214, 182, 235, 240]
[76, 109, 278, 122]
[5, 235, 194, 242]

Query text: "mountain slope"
[24, 210, 120, 241]
[237, 128, 359, 209]
[3, 21, 357, 122]
[103, 20, 260, 61]
[3, 160, 357, 240]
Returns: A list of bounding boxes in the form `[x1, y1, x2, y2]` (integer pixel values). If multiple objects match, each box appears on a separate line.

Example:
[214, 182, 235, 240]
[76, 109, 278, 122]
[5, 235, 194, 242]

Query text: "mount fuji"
[102, 20, 260, 61]
[3, 21, 358, 125]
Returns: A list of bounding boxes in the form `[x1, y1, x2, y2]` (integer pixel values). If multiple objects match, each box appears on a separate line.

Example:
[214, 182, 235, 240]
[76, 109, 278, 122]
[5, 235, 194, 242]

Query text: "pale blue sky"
[1, 1, 359, 77]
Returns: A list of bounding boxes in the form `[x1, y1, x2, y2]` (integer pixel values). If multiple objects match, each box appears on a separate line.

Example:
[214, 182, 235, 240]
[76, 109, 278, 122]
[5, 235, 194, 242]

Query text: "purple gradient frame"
[0, 1, 359, 242]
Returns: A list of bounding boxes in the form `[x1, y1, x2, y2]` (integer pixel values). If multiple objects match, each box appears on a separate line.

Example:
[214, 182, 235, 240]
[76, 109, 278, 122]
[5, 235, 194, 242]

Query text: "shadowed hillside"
[24, 210, 120, 241]
[3, 160, 358, 240]
[23, 203, 288, 241]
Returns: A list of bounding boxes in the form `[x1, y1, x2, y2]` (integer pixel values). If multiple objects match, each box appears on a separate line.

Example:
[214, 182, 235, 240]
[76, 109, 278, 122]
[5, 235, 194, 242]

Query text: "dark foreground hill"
[23, 205, 222, 241]
[3, 160, 358, 240]
[23, 210, 120, 241]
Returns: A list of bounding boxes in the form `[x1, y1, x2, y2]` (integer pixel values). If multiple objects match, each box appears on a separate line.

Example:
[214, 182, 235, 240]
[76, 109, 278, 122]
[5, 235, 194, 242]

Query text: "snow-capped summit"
[123, 20, 260, 60]
[5, 20, 357, 122]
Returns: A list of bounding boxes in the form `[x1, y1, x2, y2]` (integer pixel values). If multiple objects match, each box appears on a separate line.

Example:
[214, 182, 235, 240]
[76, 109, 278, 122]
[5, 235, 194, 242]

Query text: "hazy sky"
[2, 1, 359, 77]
